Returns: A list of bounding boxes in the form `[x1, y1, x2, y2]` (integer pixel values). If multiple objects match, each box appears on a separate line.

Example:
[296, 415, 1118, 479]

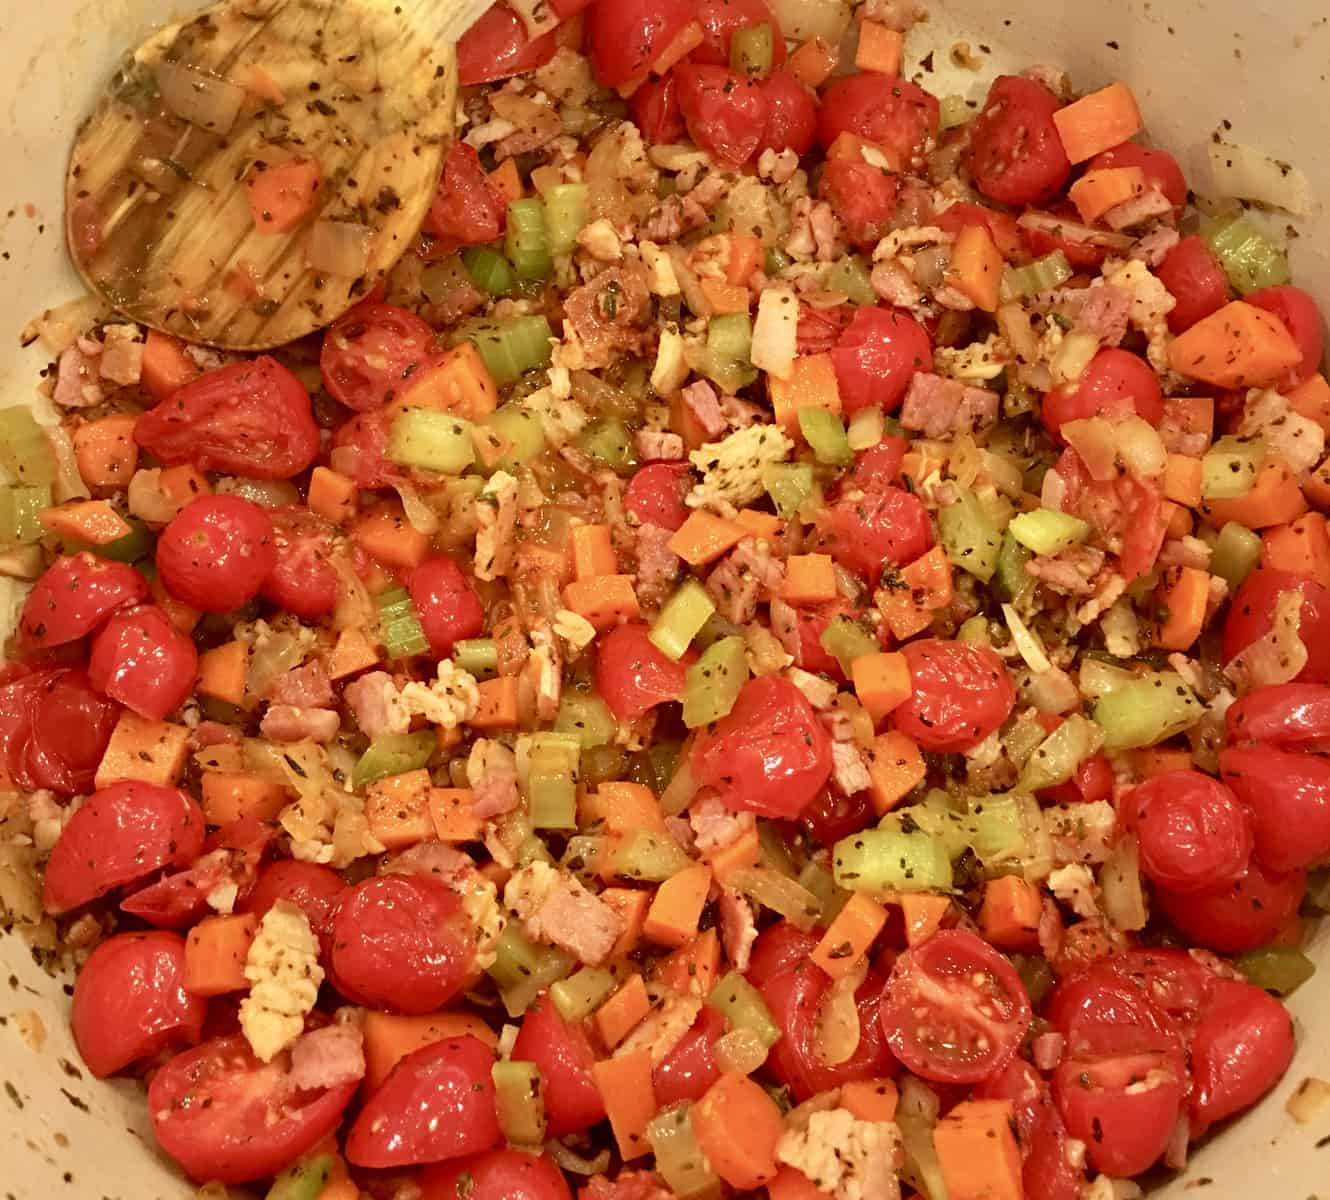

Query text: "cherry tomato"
[148, 1034, 358, 1184]
[156, 495, 276, 614]
[240, 860, 347, 953]
[593, 621, 689, 722]
[792, 600, 853, 679]
[345, 1036, 500, 1168]
[423, 1149, 573, 1200]
[329, 874, 475, 1014]
[623, 462, 691, 531]
[799, 787, 876, 846]
[1092, 948, 1221, 1036]
[831, 307, 933, 418]
[935, 202, 1025, 261]
[1188, 978, 1295, 1135]
[1040, 751, 1114, 806]
[424, 143, 508, 247]
[755, 71, 818, 157]
[691, 0, 786, 68]
[820, 480, 933, 584]
[893, 639, 1015, 754]
[261, 507, 340, 620]
[1041, 348, 1165, 438]
[71, 932, 206, 1078]
[331, 408, 402, 490]
[851, 435, 909, 483]
[977, 1059, 1085, 1200]
[1226, 682, 1330, 751]
[456, 4, 557, 86]
[879, 929, 1030, 1084]
[676, 65, 770, 166]
[1022, 201, 1111, 270]
[967, 76, 1071, 206]
[406, 556, 486, 658]
[691, 675, 832, 819]
[1055, 447, 1167, 582]
[1223, 568, 1330, 685]
[43, 781, 205, 914]
[320, 303, 436, 412]
[1154, 857, 1307, 954]
[1125, 768, 1253, 893]
[747, 919, 813, 986]
[134, 356, 320, 480]
[0, 667, 119, 795]
[512, 993, 606, 1136]
[587, 0, 693, 88]
[1157, 235, 1229, 333]
[1220, 743, 1330, 871]
[630, 75, 685, 145]
[818, 160, 900, 247]
[1088, 143, 1187, 209]
[652, 1005, 724, 1107]
[88, 604, 196, 720]
[1246, 284, 1324, 385]
[817, 74, 939, 168]
[19, 552, 148, 649]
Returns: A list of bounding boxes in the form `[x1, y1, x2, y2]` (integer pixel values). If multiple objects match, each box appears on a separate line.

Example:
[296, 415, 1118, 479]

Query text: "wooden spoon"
[65, 0, 494, 350]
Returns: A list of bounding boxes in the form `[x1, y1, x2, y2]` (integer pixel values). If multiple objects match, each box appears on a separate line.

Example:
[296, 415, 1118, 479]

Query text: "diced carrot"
[140, 329, 200, 400]
[699, 277, 751, 314]
[979, 876, 1042, 952]
[653, 926, 720, 997]
[1051, 82, 1143, 164]
[148, 572, 201, 636]
[571, 523, 617, 579]
[94, 712, 190, 789]
[1287, 372, 1330, 434]
[362, 1011, 498, 1092]
[767, 1167, 826, 1200]
[1068, 165, 1147, 224]
[1202, 456, 1308, 529]
[73, 414, 138, 488]
[436, 724, 464, 754]
[770, 353, 842, 434]
[308, 466, 358, 525]
[934, 1099, 1024, 1200]
[851, 652, 912, 723]
[864, 731, 926, 814]
[667, 511, 747, 567]
[643, 863, 713, 948]
[855, 20, 903, 74]
[735, 508, 782, 540]
[650, 18, 705, 76]
[780, 553, 838, 604]
[1306, 455, 1330, 511]
[1162, 453, 1203, 507]
[392, 342, 499, 423]
[201, 771, 289, 826]
[810, 893, 888, 979]
[1161, 499, 1191, 540]
[593, 1048, 657, 1160]
[514, 538, 574, 589]
[946, 224, 1003, 313]
[593, 972, 651, 1049]
[354, 502, 430, 569]
[1131, 746, 1193, 779]
[197, 640, 248, 707]
[365, 769, 434, 850]
[878, 545, 954, 639]
[470, 675, 521, 729]
[693, 1073, 784, 1190]
[38, 500, 132, 545]
[487, 158, 523, 205]
[602, 887, 652, 958]
[561, 574, 642, 630]
[1263, 512, 1330, 589]
[245, 157, 322, 234]
[1169, 300, 1304, 389]
[429, 787, 484, 843]
[840, 1077, 899, 1124]
[726, 233, 764, 287]
[669, 387, 712, 450]
[154, 464, 213, 518]
[325, 628, 381, 681]
[900, 893, 951, 947]
[787, 36, 839, 89]
[900, 443, 949, 490]
[581, 781, 667, 835]
[184, 913, 258, 996]
[1155, 566, 1210, 652]
[706, 824, 761, 886]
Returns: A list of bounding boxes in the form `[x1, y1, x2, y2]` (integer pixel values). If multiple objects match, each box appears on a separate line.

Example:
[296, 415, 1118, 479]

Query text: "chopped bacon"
[1073, 285, 1132, 347]
[900, 372, 998, 438]
[53, 344, 103, 408]
[580, 1172, 673, 1200]
[634, 522, 681, 610]
[563, 266, 652, 369]
[98, 326, 144, 387]
[526, 877, 623, 966]
[636, 430, 685, 462]
[267, 660, 333, 709]
[344, 671, 398, 739]
[688, 793, 755, 854]
[682, 380, 727, 438]
[380, 841, 475, 884]
[259, 705, 340, 744]
[288, 1021, 366, 1092]
[1130, 225, 1181, 268]
[192, 721, 241, 750]
[1025, 546, 1106, 597]
[1032, 1030, 1065, 1071]
[718, 890, 757, 972]
[718, 394, 765, 429]
[796, 304, 849, 355]
[472, 767, 520, 820]
[706, 555, 762, 624]
[1104, 187, 1174, 232]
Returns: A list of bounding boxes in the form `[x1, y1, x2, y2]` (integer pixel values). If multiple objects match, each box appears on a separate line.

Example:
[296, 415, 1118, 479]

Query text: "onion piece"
[215, 476, 300, 509]
[1061, 417, 1118, 482]
[728, 867, 821, 931]
[308, 220, 372, 277]
[1018, 211, 1133, 252]
[1049, 329, 1099, 386]
[1115, 416, 1166, 479]
[750, 286, 798, 382]
[1208, 140, 1312, 217]
[659, 748, 698, 817]
[1002, 603, 1052, 673]
[393, 482, 440, 536]
[714, 1027, 768, 1076]
[507, 0, 561, 39]
[766, 0, 852, 43]
[547, 1142, 612, 1177]
[154, 61, 245, 134]
[1224, 588, 1308, 695]
[1101, 834, 1148, 932]
[813, 964, 864, 1066]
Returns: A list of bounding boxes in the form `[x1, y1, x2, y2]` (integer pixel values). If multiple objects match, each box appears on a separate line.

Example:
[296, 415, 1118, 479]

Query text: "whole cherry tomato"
[1041, 348, 1165, 439]
[19, 552, 148, 649]
[1220, 743, 1330, 871]
[652, 1005, 724, 1107]
[630, 76, 685, 145]
[624, 462, 691, 531]
[320, 302, 436, 412]
[691, 0, 786, 68]
[1088, 143, 1188, 209]
[1157, 235, 1229, 333]
[593, 621, 689, 722]
[831, 307, 933, 417]
[423, 1149, 572, 1200]
[1223, 568, 1330, 685]
[675, 65, 770, 166]
[512, 993, 606, 1136]
[0, 666, 119, 795]
[456, 5, 557, 87]
[156, 495, 277, 613]
[424, 143, 508, 248]
[967, 75, 1071, 206]
[819, 478, 933, 584]
[1153, 857, 1306, 954]
[1125, 768, 1253, 893]
[977, 1059, 1085, 1200]
[755, 71, 818, 157]
[1246, 285, 1324, 385]
[1226, 682, 1330, 750]
[817, 74, 939, 168]
[818, 160, 900, 247]
[1092, 948, 1222, 1036]
[893, 639, 1016, 753]
[88, 604, 197, 720]
[260, 507, 340, 620]
[587, 0, 694, 88]
[408, 556, 486, 658]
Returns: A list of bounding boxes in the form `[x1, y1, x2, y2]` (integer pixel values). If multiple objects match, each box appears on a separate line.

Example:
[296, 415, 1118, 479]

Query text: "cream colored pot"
[1, 1, 1327, 1196]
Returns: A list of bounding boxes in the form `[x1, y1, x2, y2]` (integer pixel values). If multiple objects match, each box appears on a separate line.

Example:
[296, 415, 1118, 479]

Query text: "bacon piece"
[1073, 285, 1132, 347]
[900, 372, 998, 438]
[267, 660, 333, 708]
[288, 1021, 366, 1092]
[634, 522, 681, 609]
[682, 380, 727, 438]
[718, 890, 757, 972]
[260, 705, 340, 744]
[344, 671, 398, 739]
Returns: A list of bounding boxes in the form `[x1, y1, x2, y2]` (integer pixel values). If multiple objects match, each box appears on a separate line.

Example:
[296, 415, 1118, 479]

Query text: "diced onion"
[393, 482, 440, 536]
[1208, 140, 1312, 217]
[714, 1027, 768, 1076]
[766, 0, 852, 43]
[847, 407, 885, 451]
[728, 867, 821, 931]
[21, 294, 109, 354]
[1049, 329, 1100, 386]
[46, 423, 91, 503]
[1025, 666, 1081, 716]
[1286, 1076, 1330, 1125]
[812, 965, 864, 1066]
[750, 286, 798, 382]
[1115, 416, 1166, 479]
[1100, 835, 1148, 932]
[154, 61, 244, 133]
[1002, 603, 1051, 673]
[308, 220, 373, 277]
[547, 1142, 612, 1176]
[1017, 211, 1133, 252]
[659, 752, 699, 817]
[1061, 417, 1118, 482]
[215, 476, 300, 509]
[1225, 588, 1308, 695]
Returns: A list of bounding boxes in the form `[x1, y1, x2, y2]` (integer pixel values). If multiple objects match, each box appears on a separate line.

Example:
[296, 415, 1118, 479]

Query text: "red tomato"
[820, 481, 933, 584]
[88, 604, 196, 720]
[879, 929, 1030, 1084]
[1247, 284, 1324, 385]
[240, 860, 347, 948]
[71, 932, 206, 1078]
[893, 639, 1015, 754]
[593, 621, 689, 722]
[691, 0, 786, 68]
[623, 462, 691, 531]
[320, 303, 435, 413]
[1223, 568, 1330, 685]
[156, 496, 276, 613]
[967, 76, 1071, 206]
[1088, 143, 1187, 209]
[331, 408, 402, 490]
[852, 435, 909, 483]
[831, 307, 933, 417]
[0, 667, 118, 795]
[1225, 682, 1330, 751]
[587, 0, 693, 88]
[977, 1059, 1085, 1200]
[1220, 743, 1330, 871]
[1188, 978, 1295, 1135]
[1022, 202, 1112, 270]
[1055, 447, 1167, 582]
[346, 1036, 500, 1168]
[792, 600, 852, 679]
[134, 356, 319, 480]
[652, 1005, 724, 1107]
[328, 874, 475, 1014]
[19, 552, 148, 649]
[934, 202, 1025, 261]
[676, 65, 770, 166]
[755, 71, 818, 157]
[512, 993, 606, 1136]
[630, 75, 685, 145]
[260, 507, 340, 620]
[1125, 769, 1253, 893]
[747, 919, 813, 986]
[1092, 948, 1221, 1036]
[818, 160, 900, 247]
[423, 1149, 572, 1200]
[1157, 235, 1229, 333]
[817, 75, 939, 168]
[1154, 857, 1307, 954]
[424, 143, 508, 247]
[408, 556, 486, 658]
[1041, 348, 1165, 438]
[691, 675, 832, 819]
[456, 4, 558, 86]
[799, 787, 876, 846]
[148, 1034, 358, 1184]
[43, 781, 205, 914]
[1040, 751, 1114, 806]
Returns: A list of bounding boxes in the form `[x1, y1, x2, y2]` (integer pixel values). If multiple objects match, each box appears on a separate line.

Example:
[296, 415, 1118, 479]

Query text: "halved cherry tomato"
[630, 75, 685, 145]
[652, 1005, 724, 1107]
[328, 874, 476, 1014]
[408, 556, 487, 658]
[691, 675, 832, 818]
[1055, 447, 1167, 582]
[320, 302, 436, 412]
[88, 604, 196, 721]
[934, 202, 1025, 260]
[893, 639, 1015, 754]
[1157, 235, 1229, 333]
[977, 1059, 1085, 1200]
[456, 4, 558, 86]
[423, 143, 508, 248]
[1246, 284, 1324, 385]
[244, 158, 321, 235]
[675, 65, 770, 166]
[755, 70, 817, 157]
[879, 929, 1030, 1084]
[0, 666, 119, 795]
[593, 621, 688, 722]
[19, 552, 148, 649]
[1125, 768, 1253, 893]
[1223, 568, 1330, 686]
[967, 75, 1071, 206]
[1041, 348, 1165, 438]
[623, 462, 691, 531]
[1088, 142, 1188, 209]
[1225, 682, 1330, 751]
[423, 1149, 573, 1200]
[71, 931, 206, 1078]
[818, 159, 900, 247]
[831, 307, 933, 418]
[820, 479, 932, 584]
[817, 74, 939, 168]
[1040, 751, 1114, 806]
[240, 860, 347, 955]
[800, 787, 876, 847]
[156, 495, 277, 613]
[345, 1036, 500, 1168]
[512, 993, 606, 1136]
[260, 507, 340, 620]
[331, 408, 402, 490]
[134, 356, 320, 480]
[691, 0, 786, 69]
[1153, 857, 1307, 954]
[148, 1034, 358, 1184]
[587, 0, 693, 88]
[1220, 743, 1330, 871]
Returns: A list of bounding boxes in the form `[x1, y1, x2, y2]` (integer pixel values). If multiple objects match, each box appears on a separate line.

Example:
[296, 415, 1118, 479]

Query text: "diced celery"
[938, 93, 971, 130]
[797, 860, 842, 923]
[605, 829, 693, 881]
[902, 792, 973, 862]
[1092, 670, 1203, 750]
[646, 1104, 722, 1199]
[682, 635, 749, 728]
[762, 462, 814, 520]
[897, 1078, 948, 1200]
[265, 1156, 333, 1200]
[0, 407, 56, 486]
[833, 826, 953, 895]
[492, 1060, 546, 1146]
[554, 690, 618, 748]
[583, 744, 628, 788]
[562, 835, 606, 882]
[1018, 714, 1104, 793]
[545, 182, 589, 256]
[693, 344, 758, 393]
[730, 21, 774, 78]
[1237, 946, 1316, 995]
[462, 245, 514, 296]
[826, 255, 877, 305]
[526, 732, 581, 829]
[708, 971, 781, 1047]
[454, 637, 497, 676]
[1002, 711, 1049, 770]
[1000, 250, 1073, 302]
[551, 964, 622, 1022]
[1203, 216, 1291, 295]
[0, 485, 52, 546]
[460, 316, 554, 386]
[488, 924, 574, 1017]
[352, 730, 435, 789]
[1211, 522, 1264, 590]
[765, 246, 793, 276]
[938, 488, 1002, 582]
[966, 792, 1030, 870]
[1008, 508, 1090, 556]
[799, 408, 853, 466]
[506, 197, 553, 280]
[993, 531, 1032, 603]
[695, 612, 745, 650]
[820, 615, 879, 674]
[484, 403, 548, 471]
[650, 578, 717, 661]
[957, 615, 991, 645]
[376, 585, 430, 659]
[388, 408, 476, 474]
[1202, 435, 1263, 499]
[708, 313, 753, 363]
[578, 417, 636, 473]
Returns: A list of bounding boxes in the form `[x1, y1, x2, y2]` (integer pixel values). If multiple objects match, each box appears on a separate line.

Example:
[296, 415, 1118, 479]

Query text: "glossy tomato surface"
[675, 65, 769, 166]
[1157, 235, 1229, 333]
[623, 462, 691, 531]
[423, 1149, 573, 1200]
[156, 495, 277, 613]
[893, 639, 1015, 753]
[817, 74, 939, 167]
[241, 860, 347, 948]
[630, 75, 685, 145]
[587, 0, 693, 88]
[512, 993, 606, 1136]
[652, 1005, 724, 1107]
[1220, 743, 1330, 871]
[691, 0, 786, 68]
[408, 556, 486, 658]
[818, 159, 900, 247]
[88, 604, 196, 720]
[1126, 768, 1253, 893]
[977, 1059, 1085, 1200]
[0, 666, 118, 795]
[1088, 142, 1187, 208]
[831, 307, 932, 417]
[820, 478, 933, 584]
[424, 143, 509, 248]
[1225, 682, 1330, 750]
[967, 75, 1071, 205]
[320, 302, 436, 412]
[19, 552, 148, 649]
[593, 621, 688, 722]
[1224, 568, 1330, 685]
[260, 507, 340, 620]
[1041, 347, 1165, 438]
[755, 71, 817, 157]
[456, 4, 557, 86]
[1154, 857, 1306, 954]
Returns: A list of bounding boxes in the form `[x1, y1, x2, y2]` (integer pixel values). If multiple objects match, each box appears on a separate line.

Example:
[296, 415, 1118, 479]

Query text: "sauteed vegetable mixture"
[3, 0, 1328, 1197]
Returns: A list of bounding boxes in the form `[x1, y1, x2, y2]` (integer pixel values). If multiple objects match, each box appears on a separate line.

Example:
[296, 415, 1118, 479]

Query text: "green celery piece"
[506, 197, 553, 280]
[965, 792, 1029, 869]
[762, 462, 814, 520]
[796, 860, 841, 923]
[551, 965, 623, 1022]
[730, 21, 774, 77]
[938, 488, 1002, 582]
[833, 826, 953, 894]
[526, 732, 581, 829]
[387, 408, 476, 474]
[582, 743, 628, 788]
[799, 408, 853, 466]
[1210, 522, 1264, 590]
[1007, 508, 1090, 556]
[708, 970, 781, 1047]
[825, 255, 876, 305]
[956, 615, 991, 645]
[484, 403, 547, 471]
[562, 834, 607, 882]
[682, 635, 749, 728]
[993, 531, 1033, 603]
[544, 182, 589, 256]
[578, 417, 637, 473]
[462, 245, 514, 296]
[376, 586, 430, 659]
[650, 578, 717, 661]
[820, 615, 879, 675]
[492, 1060, 547, 1145]
[707, 312, 753, 363]
[901, 792, 973, 862]
[1000, 250, 1073, 302]
[765, 246, 793, 276]
[489, 924, 575, 1017]
[460, 316, 554, 386]
[554, 690, 618, 748]
[1204, 216, 1291, 295]
[454, 638, 498, 676]
[0, 485, 52, 546]
[265, 1156, 333, 1200]
[606, 829, 692, 882]
[352, 730, 434, 789]
[1093, 670, 1203, 750]
[1018, 714, 1104, 793]
[1236, 946, 1316, 996]
[0, 407, 56, 486]
[1202, 435, 1264, 499]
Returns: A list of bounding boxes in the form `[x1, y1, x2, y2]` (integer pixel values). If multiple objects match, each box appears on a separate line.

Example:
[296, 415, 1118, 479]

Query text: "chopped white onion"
[1018, 211, 1133, 252]
[1049, 329, 1100, 386]
[1208, 140, 1312, 217]
[813, 966, 865, 1066]
[1002, 603, 1051, 673]
[307, 220, 372, 277]
[1061, 417, 1118, 482]
[1114, 416, 1167, 479]
[154, 61, 245, 133]
[1286, 1076, 1330, 1125]
[215, 476, 300, 509]
[1100, 835, 1148, 932]
[394, 482, 440, 536]
[714, 1028, 768, 1075]
[750, 286, 798, 382]
[1224, 589, 1308, 694]
[766, 0, 852, 43]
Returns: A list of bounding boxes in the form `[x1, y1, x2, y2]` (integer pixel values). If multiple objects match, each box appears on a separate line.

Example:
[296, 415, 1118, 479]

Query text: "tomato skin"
[623, 462, 691, 531]
[652, 1005, 724, 1107]
[328, 875, 475, 1014]
[88, 604, 197, 721]
[0, 667, 119, 795]
[423, 1149, 573, 1200]
[792, 600, 851, 679]
[1246, 285, 1324, 385]
[629, 75, 685, 145]
[593, 621, 689, 722]
[320, 302, 436, 413]
[1088, 143, 1187, 209]
[967, 75, 1071, 206]
[817, 74, 939, 167]
[346, 1036, 501, 1168]
[331, 408, 402, 490]
[692, 0, 786, 68]
[1092, 949, 1220, 1036]
[818, 160, 900, 247]
[820, 482, 933, 584]
[260, 507, 340, 620]
[1154, 857, 1306, 954]
[800, 786, 876, 846]
[1157, 235, 1229, 333]
[587, 0, 693, 88]
[1055, 446, 1167, 582]
[1220, 743, 1330, 871]
[1125, 769, 1253, 893]
[1223, 568, 1330, 685]
[755, 71, 818, 157]
[512, 993, 606, 1136]
[424, 143, 508, 248]
[934, 202, 1025, 260]
[831, 307, 933, 418]
[408, 556, 486, 658]
[893, 639, 1015, 754]
[19, 552, 148, 649]
[134, 356, 319, 480]
[71, 932, 206, 1078]
[456, 5, 557, 86]
[676, 65, 770, 166]
[976, 1059, 1084, 1200]
[1226, 682, 1330, 751]
[240, 860, 346, 955]
[1040, 751, 1114, 806]
[879, 929, 1031, 1085]
[156, 496, 277, 613]
[1041, 348, 1165, 438]
[691, 675, 833, 819]
[747, 920, 814, 987]
[148, 1034, 358, 1184]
